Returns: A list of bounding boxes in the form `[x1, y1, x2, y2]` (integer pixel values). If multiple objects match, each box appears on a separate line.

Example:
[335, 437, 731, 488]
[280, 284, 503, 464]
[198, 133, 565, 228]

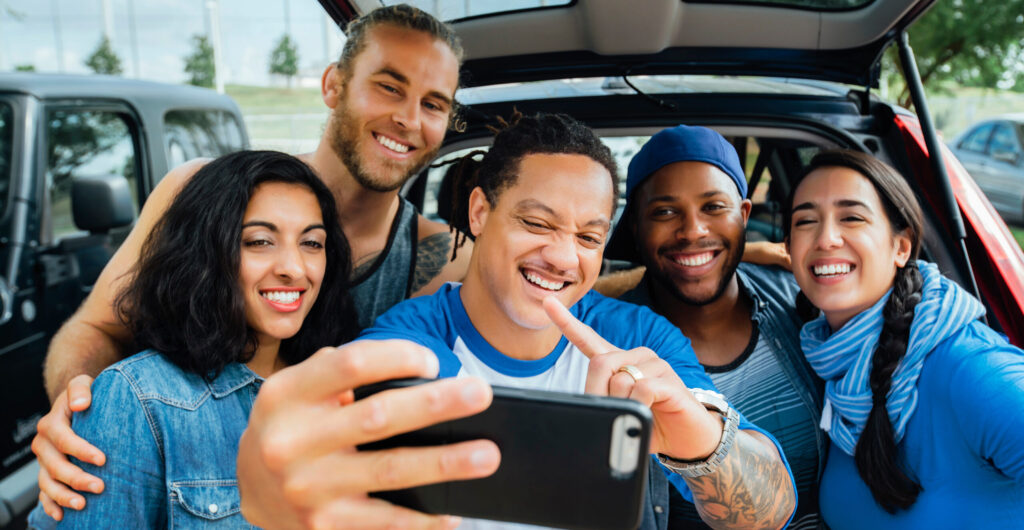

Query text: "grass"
[1010, 225, 1024, 250]
[225, 84, 324, 113]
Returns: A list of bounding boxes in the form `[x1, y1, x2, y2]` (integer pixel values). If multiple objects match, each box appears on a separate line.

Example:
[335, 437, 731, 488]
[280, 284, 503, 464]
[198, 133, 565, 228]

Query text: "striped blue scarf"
[800, 261, 985, 456]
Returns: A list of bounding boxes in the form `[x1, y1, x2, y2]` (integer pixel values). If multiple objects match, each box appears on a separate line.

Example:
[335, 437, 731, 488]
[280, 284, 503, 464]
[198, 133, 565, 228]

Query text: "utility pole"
[206, 0, 225, 93]
[284, 0, 291, 37]
[323, 11, 332, 64]
[101, 0, 114, 41]
[51, 0, 65, 72]
[126, 0, 140, 77]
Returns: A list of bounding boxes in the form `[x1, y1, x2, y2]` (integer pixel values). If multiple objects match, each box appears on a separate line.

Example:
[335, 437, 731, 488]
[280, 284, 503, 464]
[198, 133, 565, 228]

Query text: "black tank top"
[349, 197, 418, 329]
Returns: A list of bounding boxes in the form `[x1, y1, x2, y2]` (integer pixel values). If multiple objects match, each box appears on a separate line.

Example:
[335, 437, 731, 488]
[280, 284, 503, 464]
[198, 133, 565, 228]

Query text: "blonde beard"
[328, 96, 440, 193]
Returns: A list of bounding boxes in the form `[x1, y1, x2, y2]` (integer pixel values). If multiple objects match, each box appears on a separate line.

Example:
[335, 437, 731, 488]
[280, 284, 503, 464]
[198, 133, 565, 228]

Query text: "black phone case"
[355, 378, 653, 530]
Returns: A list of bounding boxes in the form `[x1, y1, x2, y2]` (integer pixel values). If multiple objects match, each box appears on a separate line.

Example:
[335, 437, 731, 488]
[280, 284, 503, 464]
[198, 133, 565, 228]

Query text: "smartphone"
[354, 378, 653, 530]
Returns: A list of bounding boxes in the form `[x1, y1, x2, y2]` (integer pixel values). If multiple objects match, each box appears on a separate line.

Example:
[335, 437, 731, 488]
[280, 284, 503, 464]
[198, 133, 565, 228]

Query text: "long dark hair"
[784, 149, 925, 512]
[440, 111, 619, 260]
[115, 150, 358, 377]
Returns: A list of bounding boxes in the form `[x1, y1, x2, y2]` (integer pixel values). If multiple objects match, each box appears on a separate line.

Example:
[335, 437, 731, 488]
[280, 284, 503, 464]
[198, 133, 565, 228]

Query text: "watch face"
[690, 388, 730, 414]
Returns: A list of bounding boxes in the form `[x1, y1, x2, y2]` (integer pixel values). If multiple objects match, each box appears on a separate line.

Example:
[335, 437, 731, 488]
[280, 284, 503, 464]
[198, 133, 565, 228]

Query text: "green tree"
[268, 34, 299, 87]
[14, 64, 34, 72]
[84, 35, 123, 76]
[887, 0, 1024, 105]
[183, 34, 215, 88]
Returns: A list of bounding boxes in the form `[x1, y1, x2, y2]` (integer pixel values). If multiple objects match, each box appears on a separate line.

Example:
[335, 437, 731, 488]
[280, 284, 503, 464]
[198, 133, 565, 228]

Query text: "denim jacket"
[622, 263, 826, 527]
[28, 350, 262, 529]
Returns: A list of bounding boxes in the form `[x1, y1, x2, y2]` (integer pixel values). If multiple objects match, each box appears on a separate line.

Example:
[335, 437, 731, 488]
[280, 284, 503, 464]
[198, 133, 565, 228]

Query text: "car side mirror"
[71, 174, 135, 234]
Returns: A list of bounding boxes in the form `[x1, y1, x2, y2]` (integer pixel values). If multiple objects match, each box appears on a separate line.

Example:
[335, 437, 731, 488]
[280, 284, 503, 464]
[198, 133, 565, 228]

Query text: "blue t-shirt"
[360, 283, 795, 527]
[819, 321, 1024, 529]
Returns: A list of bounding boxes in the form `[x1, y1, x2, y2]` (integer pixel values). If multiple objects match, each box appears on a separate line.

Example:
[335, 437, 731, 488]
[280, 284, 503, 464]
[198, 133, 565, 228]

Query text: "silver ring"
[617, 364, 644, 383]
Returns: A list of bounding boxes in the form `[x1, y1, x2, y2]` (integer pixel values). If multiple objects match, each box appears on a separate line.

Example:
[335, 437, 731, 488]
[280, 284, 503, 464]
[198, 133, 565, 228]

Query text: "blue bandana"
[800, 261, 986, 456]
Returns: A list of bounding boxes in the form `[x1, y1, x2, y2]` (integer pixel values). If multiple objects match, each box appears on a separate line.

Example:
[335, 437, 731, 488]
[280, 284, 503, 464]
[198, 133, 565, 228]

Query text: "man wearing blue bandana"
[605, 125, 825, 529]
[785, 149, 1024, 528]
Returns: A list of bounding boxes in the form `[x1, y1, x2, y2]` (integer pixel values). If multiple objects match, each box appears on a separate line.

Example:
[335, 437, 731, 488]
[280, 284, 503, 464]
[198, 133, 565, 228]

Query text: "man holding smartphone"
[238, 113, 796, 529]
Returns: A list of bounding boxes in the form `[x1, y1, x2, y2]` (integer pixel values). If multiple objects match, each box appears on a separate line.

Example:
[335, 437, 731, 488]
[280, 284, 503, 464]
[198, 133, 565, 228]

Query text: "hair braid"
[854, 262, 924, 512]
[430, 150, 486, 261]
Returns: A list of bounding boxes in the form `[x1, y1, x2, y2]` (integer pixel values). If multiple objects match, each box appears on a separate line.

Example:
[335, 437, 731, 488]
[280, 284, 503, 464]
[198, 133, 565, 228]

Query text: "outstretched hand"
[542, 297, 722, 461]
[237, 339, 501, 529]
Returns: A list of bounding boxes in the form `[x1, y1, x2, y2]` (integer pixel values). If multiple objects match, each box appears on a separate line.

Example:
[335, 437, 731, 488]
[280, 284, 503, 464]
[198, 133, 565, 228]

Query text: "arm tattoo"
[411, 232, 454, 292]
[684, 431, 796, 530]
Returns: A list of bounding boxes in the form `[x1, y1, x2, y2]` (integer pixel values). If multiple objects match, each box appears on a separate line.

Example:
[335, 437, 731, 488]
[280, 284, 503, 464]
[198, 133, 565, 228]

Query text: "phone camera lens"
[627, 427, 641, 437]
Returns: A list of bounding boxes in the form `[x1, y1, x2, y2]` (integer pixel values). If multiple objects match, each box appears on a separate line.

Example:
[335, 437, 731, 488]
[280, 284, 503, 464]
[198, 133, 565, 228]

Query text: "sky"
[0, 0, 346, 85]
[0, 0, 556, 86]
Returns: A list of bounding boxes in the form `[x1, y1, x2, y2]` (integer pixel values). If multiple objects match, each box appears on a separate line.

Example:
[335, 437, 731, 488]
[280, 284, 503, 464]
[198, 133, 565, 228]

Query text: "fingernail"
[470, 448, 496, 470]
[70, 498, 84, 510]
[70, 398, 88, 408]
[89, 482, 102, 493]
[461, 381, 485, 405]
[361, 401, 386, 431]
[423, 351, 439, 376]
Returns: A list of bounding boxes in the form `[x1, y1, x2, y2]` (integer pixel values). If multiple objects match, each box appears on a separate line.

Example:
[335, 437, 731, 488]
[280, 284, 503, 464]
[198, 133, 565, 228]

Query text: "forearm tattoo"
[685, 431, 796, 530]
[411, 232, 454, 292]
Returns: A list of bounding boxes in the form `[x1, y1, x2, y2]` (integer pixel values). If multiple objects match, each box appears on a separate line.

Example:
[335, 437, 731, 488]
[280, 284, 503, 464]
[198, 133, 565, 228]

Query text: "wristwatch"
[657, 388, 740, 478]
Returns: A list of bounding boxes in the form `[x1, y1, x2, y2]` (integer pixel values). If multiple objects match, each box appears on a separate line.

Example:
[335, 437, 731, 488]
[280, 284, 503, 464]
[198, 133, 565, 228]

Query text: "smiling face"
[633, 161, 751, 306]
[466, 153, 614, 330]
[787, 166, 912, 329]
[328, 24, 459, 192]
[239, 182, 328, 347]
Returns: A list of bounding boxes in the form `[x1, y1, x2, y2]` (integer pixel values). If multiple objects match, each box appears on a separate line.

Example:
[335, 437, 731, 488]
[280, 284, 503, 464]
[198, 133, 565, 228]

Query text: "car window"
[46, 109, 139, 242]
[960, 122, 995, 153]
[164, 109, 245, 168]
[0, 103, 12, 217]
[989, 122, 1022, 159]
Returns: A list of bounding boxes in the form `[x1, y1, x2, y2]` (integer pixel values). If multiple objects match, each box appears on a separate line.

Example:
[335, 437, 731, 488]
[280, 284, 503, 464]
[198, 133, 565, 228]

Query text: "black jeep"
[0, 73, 247, 526]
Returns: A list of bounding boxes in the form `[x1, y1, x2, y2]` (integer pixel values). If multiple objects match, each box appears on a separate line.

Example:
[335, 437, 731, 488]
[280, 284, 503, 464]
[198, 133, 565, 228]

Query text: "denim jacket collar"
[207, 362, 263, 398]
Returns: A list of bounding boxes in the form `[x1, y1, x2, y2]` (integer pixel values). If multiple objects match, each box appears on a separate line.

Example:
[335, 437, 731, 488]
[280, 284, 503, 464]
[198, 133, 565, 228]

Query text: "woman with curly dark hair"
[784, 149, 1024, 529]
[29, 150, 359, 528]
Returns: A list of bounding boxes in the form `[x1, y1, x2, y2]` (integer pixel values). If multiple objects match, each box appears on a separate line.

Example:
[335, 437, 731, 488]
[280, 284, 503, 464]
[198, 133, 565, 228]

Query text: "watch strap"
[658, 388, 740, 478]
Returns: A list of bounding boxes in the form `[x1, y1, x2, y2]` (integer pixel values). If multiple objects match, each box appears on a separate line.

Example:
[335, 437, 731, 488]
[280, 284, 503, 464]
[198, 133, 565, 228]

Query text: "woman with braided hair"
[784, 149, 1024, 528]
